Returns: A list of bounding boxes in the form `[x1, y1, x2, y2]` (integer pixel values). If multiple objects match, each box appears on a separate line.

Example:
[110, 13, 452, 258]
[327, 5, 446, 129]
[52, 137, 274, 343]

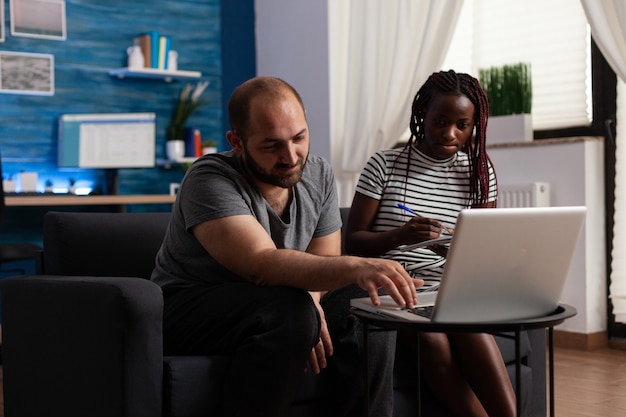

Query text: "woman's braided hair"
[402, 70, 493, 207]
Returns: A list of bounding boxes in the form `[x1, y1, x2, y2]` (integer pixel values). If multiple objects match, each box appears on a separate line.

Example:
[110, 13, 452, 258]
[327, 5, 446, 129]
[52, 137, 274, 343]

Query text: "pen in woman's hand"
[396, 203, 418, 216]
[396, 203, 454, 235]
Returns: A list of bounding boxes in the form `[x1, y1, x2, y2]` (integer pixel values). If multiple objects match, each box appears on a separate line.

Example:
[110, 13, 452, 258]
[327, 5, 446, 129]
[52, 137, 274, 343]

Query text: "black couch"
[0, 210, 547, 417]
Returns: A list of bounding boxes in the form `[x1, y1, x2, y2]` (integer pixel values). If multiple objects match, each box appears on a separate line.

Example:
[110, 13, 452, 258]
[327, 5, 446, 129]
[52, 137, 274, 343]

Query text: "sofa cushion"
[493, 331, 532, 364]
[42, 211, 171, 278]
[162, 355, 337, 417]
[163, 356, 230, 417]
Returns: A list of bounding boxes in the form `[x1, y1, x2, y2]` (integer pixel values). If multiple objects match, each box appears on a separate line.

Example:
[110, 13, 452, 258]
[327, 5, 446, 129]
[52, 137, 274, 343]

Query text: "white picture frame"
[10, 0, 66, 41]
[0, 1, 5, 42]
[0, 51, 54, 96]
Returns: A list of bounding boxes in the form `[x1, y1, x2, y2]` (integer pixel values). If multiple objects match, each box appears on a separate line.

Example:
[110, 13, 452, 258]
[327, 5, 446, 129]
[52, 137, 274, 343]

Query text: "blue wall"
[220, 0, 256, 140]
[0, 0, 257, 257]
[0, 0, 221, 195]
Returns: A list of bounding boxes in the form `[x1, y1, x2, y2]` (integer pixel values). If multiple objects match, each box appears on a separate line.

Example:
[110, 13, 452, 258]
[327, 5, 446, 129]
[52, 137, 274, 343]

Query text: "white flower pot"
[202, 146, 218, 155]
[18, 172, 38, 193]
[166, 140, 186, 161]
[3, 179, 16, 193]
[486, 114, 533, 144]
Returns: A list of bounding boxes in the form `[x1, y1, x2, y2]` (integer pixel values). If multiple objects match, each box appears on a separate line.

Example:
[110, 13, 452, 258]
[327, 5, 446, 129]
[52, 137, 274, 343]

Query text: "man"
[151, 76, 421, 417]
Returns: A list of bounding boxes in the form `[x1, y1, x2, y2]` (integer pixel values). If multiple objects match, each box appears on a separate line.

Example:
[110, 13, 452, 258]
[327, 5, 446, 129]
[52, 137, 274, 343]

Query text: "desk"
[5, 194, 176, 207]
[351, 304, 577, 417]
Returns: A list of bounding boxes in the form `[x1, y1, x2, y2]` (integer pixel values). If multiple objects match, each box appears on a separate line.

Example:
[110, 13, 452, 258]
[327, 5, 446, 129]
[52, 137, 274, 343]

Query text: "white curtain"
[328, 0, 464, 207]
[580, 0, 626, 323]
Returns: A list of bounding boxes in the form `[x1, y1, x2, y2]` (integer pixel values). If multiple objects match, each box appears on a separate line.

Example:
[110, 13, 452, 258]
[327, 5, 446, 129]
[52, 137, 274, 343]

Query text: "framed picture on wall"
[0, 51, 54, 95]
[10, 0, 66, 40]
[1, 1, 5, 42]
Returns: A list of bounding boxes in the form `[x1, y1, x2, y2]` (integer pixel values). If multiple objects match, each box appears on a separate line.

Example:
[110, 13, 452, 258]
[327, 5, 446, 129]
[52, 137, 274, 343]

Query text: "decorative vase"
[19, 172, 38, 193]
[3, 179, 16, 193]
[202, 146, 218, 155]
[127, 45, 144, 69]
[486, 114, 533, 144]
[166, 140, 186, 161]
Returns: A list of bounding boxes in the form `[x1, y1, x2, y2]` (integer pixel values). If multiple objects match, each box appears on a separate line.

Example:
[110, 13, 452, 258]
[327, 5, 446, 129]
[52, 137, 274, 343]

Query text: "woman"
[345, 70, 516, 417]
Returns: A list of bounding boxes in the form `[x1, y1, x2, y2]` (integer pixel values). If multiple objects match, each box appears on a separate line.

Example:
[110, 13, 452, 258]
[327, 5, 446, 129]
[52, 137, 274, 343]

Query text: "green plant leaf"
[479, 62, 532, 116]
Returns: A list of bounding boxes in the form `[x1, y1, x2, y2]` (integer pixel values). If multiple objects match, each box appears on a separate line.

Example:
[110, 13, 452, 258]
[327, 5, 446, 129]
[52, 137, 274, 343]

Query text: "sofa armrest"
[0, 275, 163, 417]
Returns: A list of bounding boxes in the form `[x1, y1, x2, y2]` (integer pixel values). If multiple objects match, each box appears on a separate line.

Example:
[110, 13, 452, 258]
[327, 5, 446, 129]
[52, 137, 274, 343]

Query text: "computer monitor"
[58, 113, 156, 169]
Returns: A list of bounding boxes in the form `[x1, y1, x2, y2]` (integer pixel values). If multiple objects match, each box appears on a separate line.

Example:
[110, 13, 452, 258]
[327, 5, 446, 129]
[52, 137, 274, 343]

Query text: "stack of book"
[134, 31, 172, 70]
[184, 127, 203, 158]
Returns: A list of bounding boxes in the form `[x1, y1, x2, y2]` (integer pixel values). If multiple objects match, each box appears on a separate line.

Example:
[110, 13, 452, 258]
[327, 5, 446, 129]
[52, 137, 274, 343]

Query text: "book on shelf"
[194, 129, 202, 157]
[184, 127, 202, 157]
[146, 30, 159, 68]
[158, 35, 171, 70]
[134, 34, 151, 69]
[184, 127, 196, 157]
[129, 31, 175, 72]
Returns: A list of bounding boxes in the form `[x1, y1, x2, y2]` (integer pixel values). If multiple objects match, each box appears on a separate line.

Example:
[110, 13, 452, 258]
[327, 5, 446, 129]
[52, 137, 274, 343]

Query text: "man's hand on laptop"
[353, 258, 423, 308]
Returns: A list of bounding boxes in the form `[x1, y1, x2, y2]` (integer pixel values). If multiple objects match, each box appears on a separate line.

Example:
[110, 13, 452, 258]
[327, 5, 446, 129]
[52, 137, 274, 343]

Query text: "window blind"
[442, 0, 591, 130]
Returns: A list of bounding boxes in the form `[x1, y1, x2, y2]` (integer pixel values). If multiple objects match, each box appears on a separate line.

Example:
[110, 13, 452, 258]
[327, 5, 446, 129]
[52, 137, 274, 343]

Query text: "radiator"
[499, 182, 550, 208]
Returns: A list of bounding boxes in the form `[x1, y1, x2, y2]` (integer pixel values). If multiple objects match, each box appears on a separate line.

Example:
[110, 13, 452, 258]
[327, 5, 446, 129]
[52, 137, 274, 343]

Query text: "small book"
[158, 35, 171, 70]
[184, 127, 197, 157]
[194, 129, 202, 157]
[135, 34, 151, 68]
[145, 30, 159, 68]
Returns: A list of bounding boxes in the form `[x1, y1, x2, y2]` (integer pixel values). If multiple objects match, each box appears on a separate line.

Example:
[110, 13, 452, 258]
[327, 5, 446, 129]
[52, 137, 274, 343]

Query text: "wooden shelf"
[156, 157, 197, 169]
[5, 194, 176, 207]
[109, 67, 201, 82]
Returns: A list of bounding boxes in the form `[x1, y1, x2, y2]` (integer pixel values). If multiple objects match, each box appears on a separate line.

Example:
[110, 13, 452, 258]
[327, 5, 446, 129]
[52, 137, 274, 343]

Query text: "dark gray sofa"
[0, 210, 546, 416]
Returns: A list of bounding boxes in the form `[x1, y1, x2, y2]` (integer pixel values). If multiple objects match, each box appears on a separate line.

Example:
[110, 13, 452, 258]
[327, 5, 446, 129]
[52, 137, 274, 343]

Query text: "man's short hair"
[228, 76, 305, 138]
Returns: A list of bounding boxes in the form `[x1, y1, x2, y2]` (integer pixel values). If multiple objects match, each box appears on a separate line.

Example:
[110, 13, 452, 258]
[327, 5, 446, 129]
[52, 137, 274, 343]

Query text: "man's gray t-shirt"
[151, 151, 342, 288]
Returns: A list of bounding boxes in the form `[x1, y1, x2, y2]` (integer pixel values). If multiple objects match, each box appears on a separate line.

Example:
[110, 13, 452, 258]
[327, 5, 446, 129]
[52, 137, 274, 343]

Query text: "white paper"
[397, 235, 453, 252]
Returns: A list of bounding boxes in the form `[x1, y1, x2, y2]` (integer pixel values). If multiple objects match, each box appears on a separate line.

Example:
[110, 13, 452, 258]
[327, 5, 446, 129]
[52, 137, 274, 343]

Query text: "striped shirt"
[355, 145, 497, 287]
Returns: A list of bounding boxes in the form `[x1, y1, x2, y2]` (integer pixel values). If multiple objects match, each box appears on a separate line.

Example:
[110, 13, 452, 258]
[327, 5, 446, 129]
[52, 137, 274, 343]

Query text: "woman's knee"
[449, 333, 499, 355]
[418, 332, 455, 371]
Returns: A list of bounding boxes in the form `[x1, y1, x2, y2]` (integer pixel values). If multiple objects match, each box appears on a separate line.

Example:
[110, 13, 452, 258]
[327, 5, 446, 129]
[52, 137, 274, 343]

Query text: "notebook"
[350, 206, 586, 323]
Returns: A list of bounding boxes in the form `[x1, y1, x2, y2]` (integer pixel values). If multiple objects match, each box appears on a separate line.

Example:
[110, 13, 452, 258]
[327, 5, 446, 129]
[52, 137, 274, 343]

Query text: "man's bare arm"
[192, 214, 421, 307]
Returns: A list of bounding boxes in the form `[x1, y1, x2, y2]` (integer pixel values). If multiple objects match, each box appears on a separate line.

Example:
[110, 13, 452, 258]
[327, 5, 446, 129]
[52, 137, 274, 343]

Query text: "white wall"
[254, 3, 607, 336]
[489, 137, 606, 335]
[255, 0, 331, 161]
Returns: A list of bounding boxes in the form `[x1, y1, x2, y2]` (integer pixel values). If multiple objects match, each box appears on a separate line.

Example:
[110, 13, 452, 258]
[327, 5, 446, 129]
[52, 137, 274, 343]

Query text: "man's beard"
[243, 146, 306, 188]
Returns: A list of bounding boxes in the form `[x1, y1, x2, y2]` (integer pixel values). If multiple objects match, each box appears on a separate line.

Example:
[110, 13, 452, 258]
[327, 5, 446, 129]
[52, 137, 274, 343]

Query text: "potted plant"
[201, 139, 218, 155]
[166, 81, 209, 160]
[68, 178, 76, 194]
[479, 62, 532, 143]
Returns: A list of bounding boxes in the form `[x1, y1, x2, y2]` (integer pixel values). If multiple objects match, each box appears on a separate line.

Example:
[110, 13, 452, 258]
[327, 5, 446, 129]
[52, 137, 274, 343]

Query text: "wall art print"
[0, 1, 5, 42]
[0, 51, 54, 95]
[10, 0, 66, 40]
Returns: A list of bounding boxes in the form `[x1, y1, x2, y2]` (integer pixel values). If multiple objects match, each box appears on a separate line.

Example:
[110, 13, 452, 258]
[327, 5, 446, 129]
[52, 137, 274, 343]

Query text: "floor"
[553, 346, 626, 417]
[0, 347, 624, 416]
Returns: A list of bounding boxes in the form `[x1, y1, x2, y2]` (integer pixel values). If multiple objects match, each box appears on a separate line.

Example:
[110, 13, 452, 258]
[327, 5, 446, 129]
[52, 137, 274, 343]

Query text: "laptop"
[350, 206, 586, 323]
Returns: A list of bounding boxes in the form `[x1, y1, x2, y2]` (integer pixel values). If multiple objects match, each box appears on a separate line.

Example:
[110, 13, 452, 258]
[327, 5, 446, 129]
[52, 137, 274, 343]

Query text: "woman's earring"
[417, 118, 425, 142]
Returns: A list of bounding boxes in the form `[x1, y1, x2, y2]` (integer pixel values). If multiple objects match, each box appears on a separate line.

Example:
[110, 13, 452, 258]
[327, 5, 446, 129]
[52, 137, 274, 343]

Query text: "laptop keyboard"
[407, 305, 435, 319]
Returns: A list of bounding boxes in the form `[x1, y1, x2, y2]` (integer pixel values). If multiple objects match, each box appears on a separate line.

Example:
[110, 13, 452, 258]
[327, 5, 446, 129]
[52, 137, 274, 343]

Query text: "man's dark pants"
[162, 282, 396, 417]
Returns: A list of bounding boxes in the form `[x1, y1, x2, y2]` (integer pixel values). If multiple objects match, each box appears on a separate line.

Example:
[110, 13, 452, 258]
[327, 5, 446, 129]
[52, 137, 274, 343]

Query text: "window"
[442, 0, 591, 130]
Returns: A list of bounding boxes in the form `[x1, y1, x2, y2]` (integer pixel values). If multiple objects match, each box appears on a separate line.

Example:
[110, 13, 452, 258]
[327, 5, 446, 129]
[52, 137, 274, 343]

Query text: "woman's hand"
[397, 216, 446, 245]
[428, 243, 449, 258]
